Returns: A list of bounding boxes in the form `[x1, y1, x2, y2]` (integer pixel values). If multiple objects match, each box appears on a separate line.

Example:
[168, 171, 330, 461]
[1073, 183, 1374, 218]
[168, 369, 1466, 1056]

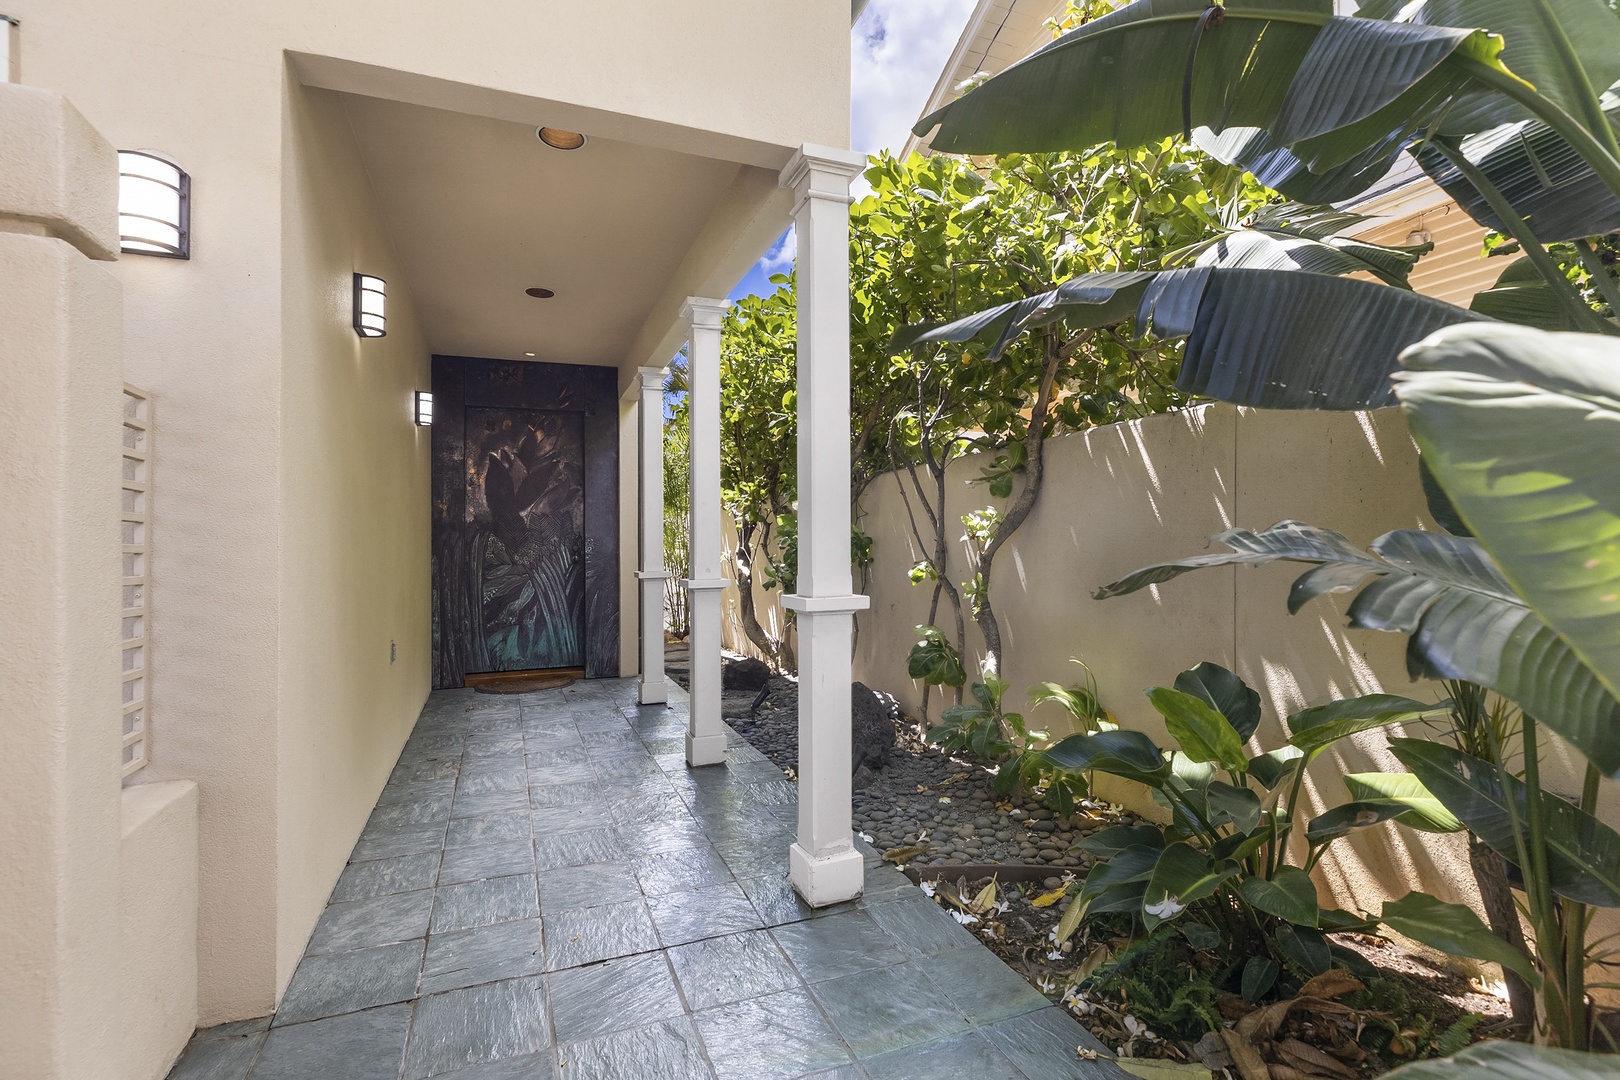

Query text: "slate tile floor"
[168, 677, 1123, 1080]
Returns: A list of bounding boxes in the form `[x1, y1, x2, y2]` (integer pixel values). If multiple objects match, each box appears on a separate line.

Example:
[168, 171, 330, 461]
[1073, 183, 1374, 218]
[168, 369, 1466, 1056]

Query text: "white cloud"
[851, 0, 979, 158]
[759, 226, 797, 274]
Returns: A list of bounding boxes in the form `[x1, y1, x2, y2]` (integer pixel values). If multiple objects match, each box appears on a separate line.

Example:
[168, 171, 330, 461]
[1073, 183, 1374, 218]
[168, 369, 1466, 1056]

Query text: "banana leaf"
[1287, 694, 1448, 756]
[1379, 891, 1540, 986]
[1343, 772, 1463, 831]
[1397, 324, 1620, 714]
[1163, 202, 1432, 287]
[897, 267, 1484, 409]
[1392, 738, 1620, 906]
[1095, 520, 1620, 775]
[1468, 256, 1581, 330]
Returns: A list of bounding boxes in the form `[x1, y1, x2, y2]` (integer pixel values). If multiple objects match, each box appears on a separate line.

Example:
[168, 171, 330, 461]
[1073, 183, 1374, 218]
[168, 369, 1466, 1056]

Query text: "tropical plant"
[663, 367, 691, 639]
[1092, 324, 1620, 1047]
[1038, 661, 1458, 1002]
[1382, 1040, 1620, 1079]
[906, 0, 1620, 411]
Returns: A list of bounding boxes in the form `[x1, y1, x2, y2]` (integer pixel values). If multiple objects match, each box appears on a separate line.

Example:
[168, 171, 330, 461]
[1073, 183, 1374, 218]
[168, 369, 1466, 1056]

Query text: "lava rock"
[723, 657, 773, 691]
[851, 681, 897, 773]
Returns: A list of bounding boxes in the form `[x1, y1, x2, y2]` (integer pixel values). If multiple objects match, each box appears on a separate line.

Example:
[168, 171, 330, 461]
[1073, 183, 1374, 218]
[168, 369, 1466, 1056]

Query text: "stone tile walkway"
[167, 677, 1121, 1080]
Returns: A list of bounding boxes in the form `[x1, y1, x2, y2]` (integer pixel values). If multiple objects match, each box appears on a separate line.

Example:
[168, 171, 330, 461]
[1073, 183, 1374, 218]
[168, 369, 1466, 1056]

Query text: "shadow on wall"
[852, 402, 1489, 914]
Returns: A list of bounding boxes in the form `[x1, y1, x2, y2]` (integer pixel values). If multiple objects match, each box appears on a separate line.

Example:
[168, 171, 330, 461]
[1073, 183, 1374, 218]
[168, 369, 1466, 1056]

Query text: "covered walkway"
[165, 680, 1118, 1079]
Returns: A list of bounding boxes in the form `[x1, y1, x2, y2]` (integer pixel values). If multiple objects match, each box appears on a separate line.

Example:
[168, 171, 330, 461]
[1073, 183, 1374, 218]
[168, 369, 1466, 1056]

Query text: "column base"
[685, 730, 727, 767]
[789, 841, 864, 908]
[637, 676, 667, 706]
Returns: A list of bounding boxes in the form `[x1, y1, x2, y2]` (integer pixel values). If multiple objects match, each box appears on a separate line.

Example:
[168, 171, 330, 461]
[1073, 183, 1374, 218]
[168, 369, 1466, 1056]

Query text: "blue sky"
[726, 0, 977, 302]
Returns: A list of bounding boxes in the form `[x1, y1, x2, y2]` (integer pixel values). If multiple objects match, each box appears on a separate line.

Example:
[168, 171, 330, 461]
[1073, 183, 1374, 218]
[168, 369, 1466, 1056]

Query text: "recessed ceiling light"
[523, 352, 535, 357]
[525, 287, 555, 299]
[537, 127, 586, 151]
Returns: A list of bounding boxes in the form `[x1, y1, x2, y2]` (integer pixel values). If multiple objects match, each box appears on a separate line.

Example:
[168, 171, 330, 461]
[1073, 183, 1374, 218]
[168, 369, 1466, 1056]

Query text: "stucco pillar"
[779, 145, 869, 907]
[0, 85, 125, 1080]
[635, 366, 671, 705]
[681, 297, 731, 766]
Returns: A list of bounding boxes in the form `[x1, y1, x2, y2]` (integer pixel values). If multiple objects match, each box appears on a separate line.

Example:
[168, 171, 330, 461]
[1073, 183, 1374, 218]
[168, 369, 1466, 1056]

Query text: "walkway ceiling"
[336, 91, 760, 371]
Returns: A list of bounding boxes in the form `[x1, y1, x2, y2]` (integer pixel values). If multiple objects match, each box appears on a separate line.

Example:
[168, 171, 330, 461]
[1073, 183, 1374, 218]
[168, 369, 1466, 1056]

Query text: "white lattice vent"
[122, 385, 152, 778]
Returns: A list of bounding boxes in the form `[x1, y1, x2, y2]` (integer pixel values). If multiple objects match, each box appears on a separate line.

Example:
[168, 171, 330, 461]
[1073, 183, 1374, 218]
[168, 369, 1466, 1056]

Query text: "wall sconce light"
[414, 391, 434, 426]
[353, 273, 386, 338]
[118, 150, 190, 258]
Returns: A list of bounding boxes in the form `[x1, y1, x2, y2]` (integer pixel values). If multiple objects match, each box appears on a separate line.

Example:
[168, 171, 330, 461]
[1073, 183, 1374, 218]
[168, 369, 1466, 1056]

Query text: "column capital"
[680, 296, 731, 329]
[635, 366, 666, 393]
[779, 144, 866, 203]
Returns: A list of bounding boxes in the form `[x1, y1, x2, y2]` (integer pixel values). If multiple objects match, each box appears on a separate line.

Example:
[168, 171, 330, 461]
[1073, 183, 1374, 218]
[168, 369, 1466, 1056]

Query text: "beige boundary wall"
[724, 403, 1606, 919]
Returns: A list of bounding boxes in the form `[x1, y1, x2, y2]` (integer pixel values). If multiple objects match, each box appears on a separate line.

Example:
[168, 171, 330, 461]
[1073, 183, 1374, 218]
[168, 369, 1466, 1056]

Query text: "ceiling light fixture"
[525, 287, 555, 299]
[523, 352, 536, 357]
[353, 274, 387, 338]
[537, 127, 586, 151]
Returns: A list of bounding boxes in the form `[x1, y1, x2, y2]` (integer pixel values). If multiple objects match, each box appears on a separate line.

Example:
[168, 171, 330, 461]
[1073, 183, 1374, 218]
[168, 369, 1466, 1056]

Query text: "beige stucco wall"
[0, 87, 126, 1080]
[849, 404, 1490, 915]
[120, 781, 200, 1080]
[275, 81, 434, 992]
[9, 0, 849, 1025]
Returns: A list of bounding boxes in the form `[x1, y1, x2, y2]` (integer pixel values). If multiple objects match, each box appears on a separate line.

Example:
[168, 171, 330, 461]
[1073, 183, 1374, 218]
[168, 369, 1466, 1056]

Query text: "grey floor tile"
[537, 862, 641, 913]
[534, 828, 626, 871]
[249, 1004, 412, 1080]
[861, 1032, 1027, 1080]
[526, 745, 591, 768]
[548, 953, 684, 1043]
[404, 977, 551, 1080]
[712, 838, 787, 881]
[528, 762, 593, 787]
[440, 839, 536, 885]
[369, 794, 455, 828]
[771, 912, 906, 983]
[446, 812, 531, 848]
[332, 852, 442, 903]
[529, 782, 602, 809]
[623, 819, 710, 856]
[980, 1007, 1120, 1079]
[275, 940, 425, 1026]
[532, 804, 615, 836]
[421, 919, 544, 995]
[860, 865, 916, 905]
[810, 961, 971, 1059]
[737, 874, 819, 928]
[429, 1051, 558, 1078]
[668, 929, 801, 1011]
[391, 758, 462, 784]
[351, 821, 448, 863]
[192, 1015, 273, 1040]
[457, 769, 529, 796]
[648, 882, 764, 947]
[432, 875, 540, 933]
[694, 988, 853, 1080]
[863, 895, 978, 958]
[306, 889, 434, 954]
[592, 754, 667, 785]
[610, 791, 687, 825]
[633, 846, 734, 896]
[558, 1017, 713, 1080]
[167, 1031, 265, 1080]
[542, 899, 659, 971]
[454, 790, 533, 819]
[919, 947, 1051, 1026]
[798, 1066, 870, 1079]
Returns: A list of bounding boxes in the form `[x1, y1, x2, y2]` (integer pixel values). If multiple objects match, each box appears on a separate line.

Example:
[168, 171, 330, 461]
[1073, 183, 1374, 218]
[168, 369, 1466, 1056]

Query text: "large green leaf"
[889, 272, 1155, 360]
[1343, 772, 1463, 832]
[1097, 520, 1620, 775]
[1079, 844, 1162, 906]
[1382, 1042, 1620, 1080]
[1172, 661, 1264, 741]
[1468, 256, 1580, 331]
[1286, 694, 1448, 756]
[913, 0, 1334, 156]
[1142, 842, 1240, 927]
[1379, 891, 1540, 986]
[1164, 202, 1431, 287]
[1078, 824, 1166, 858]
[1355, 0, 1620, 137]
[1248, 746, 1305, 789]
[1040, 728, 1171, 786]
[1397, 324, 1620, 717]
[1146, 687, 1248, 771]
[1306, 782, 1463, 842]
[1392, 738, 1620, 906]
[1239, 866, 1321, 925]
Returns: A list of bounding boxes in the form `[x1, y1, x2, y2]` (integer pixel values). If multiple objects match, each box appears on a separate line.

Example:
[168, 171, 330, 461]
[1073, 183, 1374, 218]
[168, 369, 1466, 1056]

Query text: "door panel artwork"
[432, 357, 619, 688]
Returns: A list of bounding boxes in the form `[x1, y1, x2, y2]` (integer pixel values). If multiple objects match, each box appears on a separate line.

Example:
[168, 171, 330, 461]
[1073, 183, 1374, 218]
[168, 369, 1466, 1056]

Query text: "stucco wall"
[120, 781, 200, 1080]
[276, 82, 434, 991]
[848, 405, 1489, 914]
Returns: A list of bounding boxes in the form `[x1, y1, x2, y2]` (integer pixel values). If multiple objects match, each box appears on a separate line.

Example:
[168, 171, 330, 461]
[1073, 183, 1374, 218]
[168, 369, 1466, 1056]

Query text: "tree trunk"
[973, 330, 1066, 674]
[732, 518, 783, 669]
[1470, 836, 1536, 1033]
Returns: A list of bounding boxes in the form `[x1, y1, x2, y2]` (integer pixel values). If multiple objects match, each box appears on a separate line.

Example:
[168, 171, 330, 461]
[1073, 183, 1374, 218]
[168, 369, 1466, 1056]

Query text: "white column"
[634, 366, 670, 705]
[779, 145, 869, 907]
[681, 297, 731, 765]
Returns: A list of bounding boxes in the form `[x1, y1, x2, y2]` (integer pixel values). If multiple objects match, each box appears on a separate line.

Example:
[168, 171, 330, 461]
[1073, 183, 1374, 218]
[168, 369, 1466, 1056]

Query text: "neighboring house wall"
[276, 81, 435, 997]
